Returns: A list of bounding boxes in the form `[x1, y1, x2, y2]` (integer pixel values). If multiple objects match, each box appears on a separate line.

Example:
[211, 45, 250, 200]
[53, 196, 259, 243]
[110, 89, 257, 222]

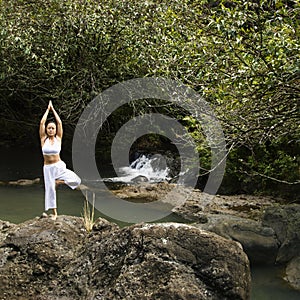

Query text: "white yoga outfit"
[42, 138, 81, 211]
[42, 136, 61, 155]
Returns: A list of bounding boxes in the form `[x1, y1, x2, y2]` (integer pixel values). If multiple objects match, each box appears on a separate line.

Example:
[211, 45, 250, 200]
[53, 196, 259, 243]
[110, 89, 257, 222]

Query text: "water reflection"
[0, 185, 83, 224]
[251, 265, 300, 300]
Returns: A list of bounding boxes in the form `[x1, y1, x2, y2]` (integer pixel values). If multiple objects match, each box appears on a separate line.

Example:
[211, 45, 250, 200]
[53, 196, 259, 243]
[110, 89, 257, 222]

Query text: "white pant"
[43, 160, 81, 211]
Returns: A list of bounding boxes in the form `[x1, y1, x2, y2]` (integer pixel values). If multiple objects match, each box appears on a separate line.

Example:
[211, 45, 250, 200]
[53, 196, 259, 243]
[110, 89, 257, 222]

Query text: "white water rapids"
[105, 154, 171, 183]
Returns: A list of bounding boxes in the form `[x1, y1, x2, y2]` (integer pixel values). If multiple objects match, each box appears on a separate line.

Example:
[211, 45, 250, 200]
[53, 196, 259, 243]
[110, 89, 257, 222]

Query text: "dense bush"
[0, 0, 299, 197]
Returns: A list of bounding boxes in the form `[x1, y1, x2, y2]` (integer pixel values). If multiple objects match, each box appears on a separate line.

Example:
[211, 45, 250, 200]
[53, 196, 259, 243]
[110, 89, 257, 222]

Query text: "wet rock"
[284, 256, 300, 291]
[69, 222, 250, 300]
[195, 215, 279, 265]
[262, 204, 300, 263]
[131, 175, 149, 183]
[0, 216, 251, 300]
[7, 178, 40, 186]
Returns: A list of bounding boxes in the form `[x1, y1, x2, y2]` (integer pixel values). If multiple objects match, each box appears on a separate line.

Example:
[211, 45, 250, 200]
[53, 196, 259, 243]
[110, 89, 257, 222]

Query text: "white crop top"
[42, 137, 61, 155]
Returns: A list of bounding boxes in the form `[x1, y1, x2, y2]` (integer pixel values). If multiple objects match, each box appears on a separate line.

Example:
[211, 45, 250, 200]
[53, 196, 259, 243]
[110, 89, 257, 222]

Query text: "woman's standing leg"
[43, 161, 81, 220]
[43, 164, 57, 219]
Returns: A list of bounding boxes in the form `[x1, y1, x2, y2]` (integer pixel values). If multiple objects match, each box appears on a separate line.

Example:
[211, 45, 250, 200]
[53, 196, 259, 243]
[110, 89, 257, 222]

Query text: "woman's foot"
[41, 212, 57, 220]
[76, 184, 89, 190]
[55, 180, 65, 187]
[51, 208, 58, 220]
[41, 212, 48, 218]
[50, 214, 57, 220]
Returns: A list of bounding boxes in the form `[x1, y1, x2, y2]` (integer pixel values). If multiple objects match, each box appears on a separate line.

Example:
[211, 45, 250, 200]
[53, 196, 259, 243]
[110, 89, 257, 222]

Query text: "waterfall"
[106, 154, 171, 183]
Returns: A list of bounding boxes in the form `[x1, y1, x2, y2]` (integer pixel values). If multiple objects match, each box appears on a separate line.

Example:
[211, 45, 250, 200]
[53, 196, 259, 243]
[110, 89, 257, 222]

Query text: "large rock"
[173, 192, 280, 265]
[70, 222, 251, 299]
[284, 256, 300, 291]
[0, 216, 251, 300]
[195, 215, 279, 265]
[0, 215, 87, 299]
[262, 204, 300, 264]
[173, 192, 277, 221]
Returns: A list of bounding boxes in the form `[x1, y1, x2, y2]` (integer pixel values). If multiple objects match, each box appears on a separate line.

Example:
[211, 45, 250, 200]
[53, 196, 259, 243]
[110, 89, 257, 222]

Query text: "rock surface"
[111, 183, 300, 290]
[194, 215, 279, 265]
[285, 256, 300, 291]
[173, 191, 278, 221]
[112, 182, 175, 203]
[0, 215, 251, 300]
[2, 178, 41, 186]
[262, 204, 300, 264]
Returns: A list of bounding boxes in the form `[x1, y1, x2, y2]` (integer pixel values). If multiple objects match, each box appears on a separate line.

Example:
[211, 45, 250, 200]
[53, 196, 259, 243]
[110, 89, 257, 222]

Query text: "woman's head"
[45, 120, 57, 137]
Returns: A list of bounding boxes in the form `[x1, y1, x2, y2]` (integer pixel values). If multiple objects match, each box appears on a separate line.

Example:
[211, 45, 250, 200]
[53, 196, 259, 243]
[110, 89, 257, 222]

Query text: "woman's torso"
[41, 137, 61, 165]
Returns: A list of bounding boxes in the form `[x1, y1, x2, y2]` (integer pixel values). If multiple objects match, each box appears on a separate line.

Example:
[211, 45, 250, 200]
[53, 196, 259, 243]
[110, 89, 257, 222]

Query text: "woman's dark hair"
[45, 118, 57, 135]
[45, 118, 57, 127]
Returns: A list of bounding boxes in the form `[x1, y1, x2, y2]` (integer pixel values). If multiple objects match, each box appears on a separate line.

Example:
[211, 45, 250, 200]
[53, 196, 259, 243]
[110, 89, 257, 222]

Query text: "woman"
[40, 100, 81, 220]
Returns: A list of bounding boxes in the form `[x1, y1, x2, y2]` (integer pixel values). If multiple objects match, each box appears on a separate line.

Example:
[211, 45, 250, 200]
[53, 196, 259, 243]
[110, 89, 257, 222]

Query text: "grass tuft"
[82, 191, 95, 233]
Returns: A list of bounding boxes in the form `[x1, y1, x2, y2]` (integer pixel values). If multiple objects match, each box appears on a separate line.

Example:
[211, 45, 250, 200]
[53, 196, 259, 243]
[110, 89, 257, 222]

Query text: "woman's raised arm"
[49, 101, 63, 139]
[39, 102, 50, 140]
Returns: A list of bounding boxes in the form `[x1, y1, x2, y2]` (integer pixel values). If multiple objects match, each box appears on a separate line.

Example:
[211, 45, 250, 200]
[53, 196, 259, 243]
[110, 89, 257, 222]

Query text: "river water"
[0, 146, 299, 299]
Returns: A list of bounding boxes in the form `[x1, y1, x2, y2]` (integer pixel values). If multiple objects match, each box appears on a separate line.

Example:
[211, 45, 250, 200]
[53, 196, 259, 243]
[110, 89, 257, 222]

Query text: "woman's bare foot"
[76, 184, 89, 190]
[50, 214, 57, 220]
[51, 208, 58, 220]
[41, 212, 48, 218]
[55, 180, 65, 187]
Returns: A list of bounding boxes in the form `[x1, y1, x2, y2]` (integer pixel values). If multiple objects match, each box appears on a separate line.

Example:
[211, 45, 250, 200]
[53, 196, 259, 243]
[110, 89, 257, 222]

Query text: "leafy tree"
[0, 0, 298, 196]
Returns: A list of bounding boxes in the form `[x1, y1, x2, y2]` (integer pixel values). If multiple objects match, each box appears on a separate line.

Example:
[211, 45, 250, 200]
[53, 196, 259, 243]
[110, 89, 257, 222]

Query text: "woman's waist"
[43, 154, 61, 165]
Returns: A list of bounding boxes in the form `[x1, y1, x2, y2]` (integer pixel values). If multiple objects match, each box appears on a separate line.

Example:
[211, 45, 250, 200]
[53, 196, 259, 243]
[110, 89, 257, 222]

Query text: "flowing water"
[103, 154, 171, 183]
[0, 146, 299, 299]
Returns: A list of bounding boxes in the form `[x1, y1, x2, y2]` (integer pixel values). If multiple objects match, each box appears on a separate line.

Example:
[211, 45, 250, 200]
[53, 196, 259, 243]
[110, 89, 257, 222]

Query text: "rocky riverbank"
[0, 215, 250, 300]
[0, 180, 299, 298]
[112, 182, 300, 291]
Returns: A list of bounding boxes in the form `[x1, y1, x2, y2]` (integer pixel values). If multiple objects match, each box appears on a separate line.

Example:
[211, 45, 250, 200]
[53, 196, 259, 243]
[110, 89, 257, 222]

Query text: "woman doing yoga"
[40, 100, 81, 220]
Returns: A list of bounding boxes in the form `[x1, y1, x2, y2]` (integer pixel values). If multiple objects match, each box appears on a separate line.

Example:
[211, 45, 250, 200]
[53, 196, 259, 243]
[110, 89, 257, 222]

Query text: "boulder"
[0, 216, 251, 300]
[262, 204, 300, 264]
[131, 175, 149, 183]
[173, 192, 280, 265]
[284, 256, 300, 291]
[70, 222, 250, 299]
[195, 215, 279, 265]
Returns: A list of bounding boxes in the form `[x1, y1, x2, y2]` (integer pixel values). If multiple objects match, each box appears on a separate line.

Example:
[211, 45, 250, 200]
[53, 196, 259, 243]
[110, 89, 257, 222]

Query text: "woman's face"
[46, 122, 56, 136]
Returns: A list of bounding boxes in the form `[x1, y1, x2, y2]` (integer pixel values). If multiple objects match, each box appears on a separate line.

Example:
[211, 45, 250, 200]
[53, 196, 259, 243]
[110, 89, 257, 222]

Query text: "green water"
[0, 184, 85, 224]
[0, 184, 187, 226]
[0, 185, 299, 299]
[251, 265, 300, 300]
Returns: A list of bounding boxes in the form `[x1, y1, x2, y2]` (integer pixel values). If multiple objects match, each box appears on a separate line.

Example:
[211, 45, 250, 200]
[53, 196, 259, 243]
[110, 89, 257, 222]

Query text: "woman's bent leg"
[56, 164, 81, 190]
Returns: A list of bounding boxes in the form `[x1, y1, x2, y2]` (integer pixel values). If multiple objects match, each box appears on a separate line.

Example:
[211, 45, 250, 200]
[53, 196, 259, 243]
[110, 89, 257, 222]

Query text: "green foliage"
[0, 0, 299, 196]
[223, 138, 299, 198]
